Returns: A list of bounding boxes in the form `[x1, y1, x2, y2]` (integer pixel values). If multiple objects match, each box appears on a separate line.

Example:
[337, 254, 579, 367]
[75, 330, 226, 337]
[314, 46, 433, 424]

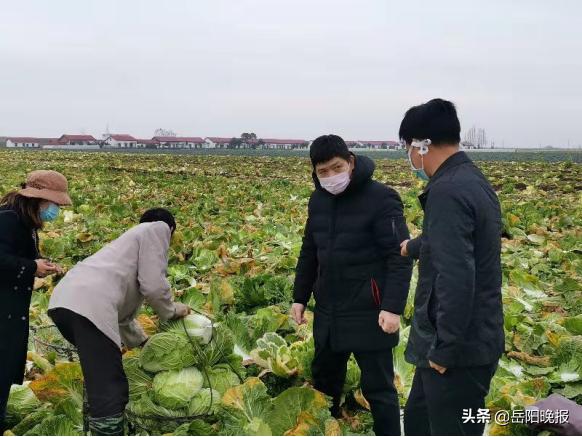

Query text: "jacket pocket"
[340, 266, 377, 311]
[427, 276, 438, 328]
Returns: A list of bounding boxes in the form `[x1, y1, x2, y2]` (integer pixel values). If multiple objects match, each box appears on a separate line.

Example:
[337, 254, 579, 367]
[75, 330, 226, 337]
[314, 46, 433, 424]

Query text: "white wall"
[6, 140, 39, 148]
[104, 138, 138, 148]
[43, 144, 101, 150]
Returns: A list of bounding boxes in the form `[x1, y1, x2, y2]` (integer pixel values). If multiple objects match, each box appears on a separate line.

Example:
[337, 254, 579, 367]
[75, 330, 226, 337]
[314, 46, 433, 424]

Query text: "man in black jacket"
[398, 99, 504, 436]
[292, 135, 413, 436]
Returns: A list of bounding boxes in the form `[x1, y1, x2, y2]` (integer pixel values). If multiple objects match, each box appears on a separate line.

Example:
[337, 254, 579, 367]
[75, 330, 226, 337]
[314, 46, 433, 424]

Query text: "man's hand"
[378, 310, 400, 333]
[291, 303, 307, 325]
[429, 360, 447, 374]
[400, 240, 409, 257]
[35, 259, 56, 277]
[173, 303, 191, 319]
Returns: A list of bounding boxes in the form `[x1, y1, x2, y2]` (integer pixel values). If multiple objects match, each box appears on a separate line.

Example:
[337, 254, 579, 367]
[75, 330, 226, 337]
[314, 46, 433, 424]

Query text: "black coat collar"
[419, 151, 471, 207]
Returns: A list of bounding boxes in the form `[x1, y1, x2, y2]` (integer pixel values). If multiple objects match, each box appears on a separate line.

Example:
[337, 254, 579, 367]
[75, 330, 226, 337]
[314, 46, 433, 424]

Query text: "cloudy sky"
[1, 0, 580, 147]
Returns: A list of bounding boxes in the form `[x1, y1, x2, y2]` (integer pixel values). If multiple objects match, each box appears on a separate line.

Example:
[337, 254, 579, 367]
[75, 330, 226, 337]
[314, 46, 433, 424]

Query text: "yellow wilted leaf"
[29, 362, 84, 403]
[34, 276, 54, 291]
[283, 411, 318, 436]
[354, 389, 370, 410]
[123, 349, 140, 359]
[324, 418, 342, 436]
[170, 230, 184, 250]
[222, 377, 263, 409]
[487, 422, 514, 436]
[506, 351, 551, 367]
[76, 232, 93, 243]
[136, 314, 158, 336]
[217, 243, 229, 261]
[507, 213, 520, 226]
[311, 389, 328, 409]
[546, 330, 562, 347]
[219, 280, 235, 305]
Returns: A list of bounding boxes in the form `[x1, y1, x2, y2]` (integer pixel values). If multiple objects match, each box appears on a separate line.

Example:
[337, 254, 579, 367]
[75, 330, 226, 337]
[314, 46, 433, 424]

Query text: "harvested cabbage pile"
[124, 315, 238, 434]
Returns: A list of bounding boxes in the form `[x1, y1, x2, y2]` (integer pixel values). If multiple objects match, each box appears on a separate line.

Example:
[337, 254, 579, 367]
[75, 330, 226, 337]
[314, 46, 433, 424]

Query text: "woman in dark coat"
[0, 170, 71, 433]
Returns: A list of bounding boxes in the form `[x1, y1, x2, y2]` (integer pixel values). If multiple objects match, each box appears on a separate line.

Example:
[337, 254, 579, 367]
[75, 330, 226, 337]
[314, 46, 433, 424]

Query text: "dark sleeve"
[0, 212, 37, 280]
[373, 189, 413, 315]
[426, 184, 476, 368]
[406, 236, 422, 259]
[293, 204, 318, 306]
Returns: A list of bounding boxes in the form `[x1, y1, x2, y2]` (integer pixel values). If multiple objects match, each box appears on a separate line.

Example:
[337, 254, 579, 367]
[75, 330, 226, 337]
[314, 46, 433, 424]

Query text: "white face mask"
[319, 169, 351, 195]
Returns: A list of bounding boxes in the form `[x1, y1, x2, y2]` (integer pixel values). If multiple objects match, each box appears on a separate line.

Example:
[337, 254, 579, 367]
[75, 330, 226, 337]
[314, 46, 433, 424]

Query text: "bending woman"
[49, 208, 190, 436]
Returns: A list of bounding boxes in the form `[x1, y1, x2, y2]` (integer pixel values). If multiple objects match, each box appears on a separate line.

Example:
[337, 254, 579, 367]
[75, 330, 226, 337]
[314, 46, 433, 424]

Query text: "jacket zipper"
[391, 216, 401, 243]
[328, 197, 338, 348]
[371, 278, 381, 307]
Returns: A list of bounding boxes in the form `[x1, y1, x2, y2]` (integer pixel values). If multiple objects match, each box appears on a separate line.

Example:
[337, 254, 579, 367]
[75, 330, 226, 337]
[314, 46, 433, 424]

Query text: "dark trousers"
[49, 308, 129, 418]
[1, 316, 29, 433]
[0, 379, 9, 434]
[404, 363, 498, 436]
[312, 340, 401, 436]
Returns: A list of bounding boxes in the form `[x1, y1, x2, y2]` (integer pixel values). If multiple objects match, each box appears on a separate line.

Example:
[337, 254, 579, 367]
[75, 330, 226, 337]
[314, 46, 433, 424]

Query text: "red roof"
[206, 137, 234, 143]
[357, 140, 399, 146]
[7, 137, 60, 145]
[7, 137, 42, 143]
[137, 139, 160, 144]
[108, 134, 136, 141]
[59, 134, 96, 142]
[152, 136, 205, 143]
[39, 138, 61, 145]
[262, 138, 308, 145]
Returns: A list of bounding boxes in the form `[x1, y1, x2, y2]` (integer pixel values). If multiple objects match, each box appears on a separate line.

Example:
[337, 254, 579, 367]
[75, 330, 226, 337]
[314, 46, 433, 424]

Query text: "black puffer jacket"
[294, 155, 413, 352]
[404, 152, 505, 368]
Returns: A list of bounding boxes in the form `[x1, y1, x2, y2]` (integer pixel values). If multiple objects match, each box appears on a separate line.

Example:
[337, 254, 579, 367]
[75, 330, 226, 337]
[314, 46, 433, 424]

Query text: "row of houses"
[4, 134, 403, 150]
[5, 135, 100, 149]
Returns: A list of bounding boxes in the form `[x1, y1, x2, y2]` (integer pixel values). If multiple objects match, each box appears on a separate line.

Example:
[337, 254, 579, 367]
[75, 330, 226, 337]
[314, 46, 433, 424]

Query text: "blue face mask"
[40, 203, 60, 222]
[406, 139, 431, 182]
[413, 168, 430, 181]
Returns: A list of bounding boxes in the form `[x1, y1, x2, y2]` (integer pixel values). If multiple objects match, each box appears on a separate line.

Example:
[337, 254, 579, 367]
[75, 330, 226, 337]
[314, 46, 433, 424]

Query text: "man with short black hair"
[292, 135, 413, 436]
[398, 99, 504, 436]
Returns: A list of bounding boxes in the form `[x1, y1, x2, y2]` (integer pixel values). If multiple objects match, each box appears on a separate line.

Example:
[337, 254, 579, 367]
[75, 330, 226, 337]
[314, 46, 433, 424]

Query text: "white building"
[352, 140, 401, 150]
[205, 137, 232, 148]
[5, 137, 61, 148]
[57, 134, 98, 146]
[104, 134, 139, 148]
[152, 136, 206, 149]
[260, 138, 309, 150]
[6, 137, 41, 148]
[137, 139, 160, 149]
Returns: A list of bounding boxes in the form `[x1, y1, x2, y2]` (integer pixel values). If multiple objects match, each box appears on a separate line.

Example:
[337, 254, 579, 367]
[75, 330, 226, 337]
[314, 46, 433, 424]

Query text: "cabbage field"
[1, 150, 580, 436]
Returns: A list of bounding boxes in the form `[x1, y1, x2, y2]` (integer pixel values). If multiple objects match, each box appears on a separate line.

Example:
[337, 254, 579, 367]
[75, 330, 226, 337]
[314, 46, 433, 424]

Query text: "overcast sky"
[1, 0, 581, 147]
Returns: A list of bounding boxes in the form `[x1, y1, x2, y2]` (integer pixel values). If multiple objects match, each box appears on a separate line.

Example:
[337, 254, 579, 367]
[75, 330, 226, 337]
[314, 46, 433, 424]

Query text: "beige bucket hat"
[18, 170, 72, 206]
